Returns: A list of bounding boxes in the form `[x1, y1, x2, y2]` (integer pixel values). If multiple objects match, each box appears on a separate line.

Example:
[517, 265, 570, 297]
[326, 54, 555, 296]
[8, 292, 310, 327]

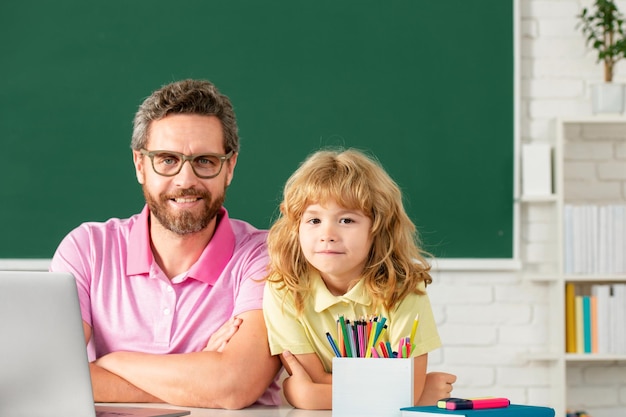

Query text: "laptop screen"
[0, 270, 97, 416]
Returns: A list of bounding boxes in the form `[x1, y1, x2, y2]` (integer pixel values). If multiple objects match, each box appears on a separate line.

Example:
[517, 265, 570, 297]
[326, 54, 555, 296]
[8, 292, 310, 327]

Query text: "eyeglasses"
[140, 149, 234, 179]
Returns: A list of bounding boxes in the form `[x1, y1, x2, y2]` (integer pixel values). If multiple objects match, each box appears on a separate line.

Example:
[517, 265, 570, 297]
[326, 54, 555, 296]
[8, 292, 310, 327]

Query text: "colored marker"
[379, 341, 389, 358]
[410, 313, 419, 346]
[398, 337, 406, 358]
[337, 320, 345, 356]
[326, 332, 342, 357]
[365, 317, 378, 358]
[438, 397, 510, 410]
[348, 321, 357, 357]
[385, 341, 393, 358]
[463, 398, 510, 410]
[370, 346, 380, 358]
[338, 316, 353, 357]
[372, 316, 387, 346]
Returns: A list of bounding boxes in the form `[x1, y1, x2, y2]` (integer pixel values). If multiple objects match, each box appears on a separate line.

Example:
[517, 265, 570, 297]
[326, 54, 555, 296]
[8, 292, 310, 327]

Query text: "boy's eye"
[339, 218, 354, 224]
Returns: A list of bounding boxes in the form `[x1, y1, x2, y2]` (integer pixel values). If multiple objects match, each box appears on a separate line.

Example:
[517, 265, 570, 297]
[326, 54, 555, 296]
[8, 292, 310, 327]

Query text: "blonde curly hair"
[266, 148, 432, 314]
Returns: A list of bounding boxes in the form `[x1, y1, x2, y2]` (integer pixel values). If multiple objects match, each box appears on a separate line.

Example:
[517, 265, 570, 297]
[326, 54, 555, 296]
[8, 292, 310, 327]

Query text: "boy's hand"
[281, 350, 314, 406]
[417, 372, 457, 405]
[281, 350, 312, 381]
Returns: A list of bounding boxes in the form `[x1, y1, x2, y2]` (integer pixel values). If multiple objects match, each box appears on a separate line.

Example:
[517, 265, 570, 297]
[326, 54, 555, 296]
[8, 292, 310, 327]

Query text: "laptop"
[0, 270, 190, 417]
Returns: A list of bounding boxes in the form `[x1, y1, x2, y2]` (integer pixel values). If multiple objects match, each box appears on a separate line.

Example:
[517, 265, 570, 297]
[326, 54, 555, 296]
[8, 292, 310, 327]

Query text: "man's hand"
[203, 316, 242, 352]
[417, 372, 457, 406]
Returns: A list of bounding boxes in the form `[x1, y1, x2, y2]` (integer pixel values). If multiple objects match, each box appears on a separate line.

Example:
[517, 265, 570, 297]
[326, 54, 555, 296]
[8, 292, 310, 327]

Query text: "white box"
[332, 357, 415, 417]
[522, 143, 553, 197]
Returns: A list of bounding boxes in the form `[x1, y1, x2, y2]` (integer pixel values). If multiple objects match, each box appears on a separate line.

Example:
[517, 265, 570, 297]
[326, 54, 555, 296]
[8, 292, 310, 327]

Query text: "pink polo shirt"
[50, 205, 279, 405]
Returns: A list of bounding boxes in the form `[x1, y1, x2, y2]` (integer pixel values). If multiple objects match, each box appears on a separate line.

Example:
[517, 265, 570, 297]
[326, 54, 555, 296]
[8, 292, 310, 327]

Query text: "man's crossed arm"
[87, 311, 281, 409]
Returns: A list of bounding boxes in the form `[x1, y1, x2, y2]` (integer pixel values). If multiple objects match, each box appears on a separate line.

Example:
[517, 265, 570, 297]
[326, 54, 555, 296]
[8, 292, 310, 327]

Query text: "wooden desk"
[97, 404, 332, 417]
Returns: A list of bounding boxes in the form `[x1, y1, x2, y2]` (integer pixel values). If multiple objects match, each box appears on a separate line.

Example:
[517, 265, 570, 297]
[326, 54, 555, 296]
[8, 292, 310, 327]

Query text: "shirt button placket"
[157, 283, 176, 346]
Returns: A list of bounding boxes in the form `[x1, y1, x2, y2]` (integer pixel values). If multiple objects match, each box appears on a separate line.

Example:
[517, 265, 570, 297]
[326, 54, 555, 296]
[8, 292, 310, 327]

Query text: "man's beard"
[144, 186, 224, 235]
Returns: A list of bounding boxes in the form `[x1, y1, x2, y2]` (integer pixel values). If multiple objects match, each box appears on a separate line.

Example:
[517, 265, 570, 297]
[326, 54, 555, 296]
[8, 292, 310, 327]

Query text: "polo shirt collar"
[312, 271, 372, 312]
[187, 207, 234, 284]
[127, 205, 152, 276]
[126, 205, 235, 285]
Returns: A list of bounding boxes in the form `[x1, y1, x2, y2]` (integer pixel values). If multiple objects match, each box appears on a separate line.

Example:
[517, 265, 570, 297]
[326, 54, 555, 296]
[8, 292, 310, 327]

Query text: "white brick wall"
[429, 270, 556, 405]
[428, 2, 626, 417]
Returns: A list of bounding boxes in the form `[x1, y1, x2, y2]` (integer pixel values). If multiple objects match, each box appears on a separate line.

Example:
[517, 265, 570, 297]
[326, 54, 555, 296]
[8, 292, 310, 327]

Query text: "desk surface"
[97, 404, 332, 417]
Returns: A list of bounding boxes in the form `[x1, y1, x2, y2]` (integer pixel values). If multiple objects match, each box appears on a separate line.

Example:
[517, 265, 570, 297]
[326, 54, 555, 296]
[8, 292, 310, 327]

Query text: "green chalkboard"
[0, 1, 514, 259]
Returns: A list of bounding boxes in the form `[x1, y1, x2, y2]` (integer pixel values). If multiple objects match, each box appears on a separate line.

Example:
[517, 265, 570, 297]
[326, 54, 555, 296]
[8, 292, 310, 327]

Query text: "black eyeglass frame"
[139, 148, 234, 179]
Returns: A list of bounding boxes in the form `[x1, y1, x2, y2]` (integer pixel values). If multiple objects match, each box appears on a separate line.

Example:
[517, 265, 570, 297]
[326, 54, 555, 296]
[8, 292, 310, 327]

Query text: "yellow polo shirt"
[263, 271, 441, 373]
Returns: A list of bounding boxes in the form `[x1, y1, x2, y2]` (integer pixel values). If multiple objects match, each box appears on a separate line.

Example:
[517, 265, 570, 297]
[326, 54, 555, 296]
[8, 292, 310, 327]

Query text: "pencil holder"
[332, 357, 415, 417]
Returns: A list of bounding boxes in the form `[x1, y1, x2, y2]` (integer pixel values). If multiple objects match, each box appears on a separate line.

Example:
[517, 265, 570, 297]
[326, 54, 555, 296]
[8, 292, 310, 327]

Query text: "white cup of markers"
[326, 314, 419, 358]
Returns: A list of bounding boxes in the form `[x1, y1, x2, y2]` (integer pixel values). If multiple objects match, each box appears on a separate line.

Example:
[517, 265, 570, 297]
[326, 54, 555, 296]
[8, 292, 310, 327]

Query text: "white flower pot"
[591, 83, 625, 114]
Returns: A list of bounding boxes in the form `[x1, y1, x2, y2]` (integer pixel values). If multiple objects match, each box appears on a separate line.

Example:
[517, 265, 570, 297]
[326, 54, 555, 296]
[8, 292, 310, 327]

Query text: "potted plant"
[578, 0, 626, 114]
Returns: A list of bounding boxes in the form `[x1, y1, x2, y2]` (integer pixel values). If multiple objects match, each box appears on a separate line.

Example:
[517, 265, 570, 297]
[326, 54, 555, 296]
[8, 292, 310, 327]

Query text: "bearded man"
[50, 79, 281, 409]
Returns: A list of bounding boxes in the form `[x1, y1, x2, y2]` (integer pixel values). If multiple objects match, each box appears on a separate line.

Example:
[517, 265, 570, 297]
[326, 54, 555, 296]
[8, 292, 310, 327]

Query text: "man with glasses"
[50, 79, 281, 408]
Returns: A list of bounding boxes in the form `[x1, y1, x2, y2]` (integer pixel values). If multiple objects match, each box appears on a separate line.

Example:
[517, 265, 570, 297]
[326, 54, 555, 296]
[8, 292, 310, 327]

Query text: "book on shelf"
[400, 404, 555, 417]
[575, 295, 584, 353]
[591, 295, 598, 353]
[599, 205, 609, 274]
[583, 295, 592, 354]
[592, 284, 611, 354]
[608, 205, 620, 273]
[574, 294, 599, 354]
[565, 283, 576, 353]
[563, 204, 626, 274]
[566, 283, 626, 354]
[612, 284, 626, 353]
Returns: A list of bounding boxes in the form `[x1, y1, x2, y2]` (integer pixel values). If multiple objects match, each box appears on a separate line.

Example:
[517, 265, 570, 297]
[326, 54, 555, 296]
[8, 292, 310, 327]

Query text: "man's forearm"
[94, 310, 281, 409]
[95, 350, 279, 409]
[89, 362, 163, 403]
[117, 351, 220, 407]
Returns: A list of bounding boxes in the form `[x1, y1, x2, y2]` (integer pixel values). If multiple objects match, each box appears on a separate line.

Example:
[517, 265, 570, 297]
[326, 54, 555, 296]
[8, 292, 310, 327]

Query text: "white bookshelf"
[521, 117, 626, 417]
